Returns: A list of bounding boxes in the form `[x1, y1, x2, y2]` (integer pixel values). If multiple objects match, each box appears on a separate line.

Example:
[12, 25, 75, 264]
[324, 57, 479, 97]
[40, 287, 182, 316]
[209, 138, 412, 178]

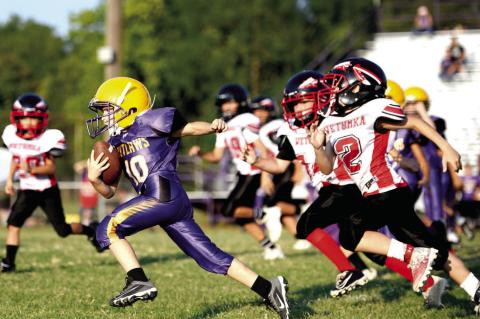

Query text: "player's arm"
[243, 148, 291, 174]
[189, 145, 225, 163]
[87, 150, 118, 199]
[172, 118, 227, 137]
[309, 123, 335, 174]
[380, 115, 461, 172]
[411, 143, 430, 186]
[5, 157, 17, 195]
[24, 154, 56, 175]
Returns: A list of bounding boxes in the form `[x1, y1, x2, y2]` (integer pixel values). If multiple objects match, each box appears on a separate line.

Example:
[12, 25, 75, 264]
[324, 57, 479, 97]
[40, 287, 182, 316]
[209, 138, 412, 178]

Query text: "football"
[92, 140, 121, 185]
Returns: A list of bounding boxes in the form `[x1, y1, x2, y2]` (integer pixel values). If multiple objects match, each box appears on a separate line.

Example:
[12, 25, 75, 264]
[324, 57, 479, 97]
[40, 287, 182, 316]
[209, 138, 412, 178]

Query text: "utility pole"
[105, 0, 122, 79]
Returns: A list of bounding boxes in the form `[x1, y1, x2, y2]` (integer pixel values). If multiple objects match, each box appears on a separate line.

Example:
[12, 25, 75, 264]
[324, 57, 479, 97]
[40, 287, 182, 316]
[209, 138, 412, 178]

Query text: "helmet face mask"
[86, 77, 152, 138]
[250, 96, 278, 124]
[281, 70, 332, 129]
[10, 93, 48, 139]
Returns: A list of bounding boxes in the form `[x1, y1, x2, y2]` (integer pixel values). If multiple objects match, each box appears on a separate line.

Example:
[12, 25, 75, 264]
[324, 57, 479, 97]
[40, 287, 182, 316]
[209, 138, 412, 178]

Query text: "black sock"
[127, 267, 148, 282]
[259, 238, 276, 249]
[251, 276, 272, 299]
[6, 245, 19, 264]
[81, 225, 95, 237]
[348, 253, 367, 271]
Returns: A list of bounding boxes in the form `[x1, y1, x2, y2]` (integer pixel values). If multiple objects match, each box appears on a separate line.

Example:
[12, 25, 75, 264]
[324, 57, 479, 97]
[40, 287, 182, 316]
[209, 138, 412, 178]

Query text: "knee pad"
[234, 218, 255, 226]
[53, 223, 72, 238]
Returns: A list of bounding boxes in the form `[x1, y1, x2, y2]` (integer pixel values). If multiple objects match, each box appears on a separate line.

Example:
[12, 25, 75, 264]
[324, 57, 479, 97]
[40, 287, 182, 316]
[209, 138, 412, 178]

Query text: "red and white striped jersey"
[276, 121, 353, 189]
[319, 98, 408, 196]
[259, 118, 284, 157]
[215, 113, 261, 175]
[2, 124, 66, 191]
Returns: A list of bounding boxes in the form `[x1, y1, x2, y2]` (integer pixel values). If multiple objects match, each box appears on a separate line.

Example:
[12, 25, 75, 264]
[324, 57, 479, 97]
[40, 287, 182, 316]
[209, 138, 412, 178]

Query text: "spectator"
[440, 36, 466, 80]
[413, 5, 434, 35]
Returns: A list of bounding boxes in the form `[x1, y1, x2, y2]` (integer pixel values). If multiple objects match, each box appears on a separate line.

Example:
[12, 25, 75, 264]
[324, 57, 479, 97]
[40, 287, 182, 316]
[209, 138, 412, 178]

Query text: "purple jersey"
[461, 175, 480, 201]
[394, 128, 420, 160]
[109, 107, 186, 196]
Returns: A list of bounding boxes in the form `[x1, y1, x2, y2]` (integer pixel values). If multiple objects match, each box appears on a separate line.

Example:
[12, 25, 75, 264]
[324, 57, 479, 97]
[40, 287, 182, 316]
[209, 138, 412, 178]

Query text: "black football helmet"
[281, 70, 332, 129]
[10, 93, 49, 138]
[250, 96, 277, 118]
[215, 83, 250, 121]
[326, 57, 387, 114]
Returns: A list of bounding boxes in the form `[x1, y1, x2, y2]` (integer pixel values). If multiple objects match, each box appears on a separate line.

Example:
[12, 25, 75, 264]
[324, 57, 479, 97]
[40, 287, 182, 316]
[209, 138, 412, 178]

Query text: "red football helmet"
[281, 70, 332, 129]
[10, 93, 48, 139]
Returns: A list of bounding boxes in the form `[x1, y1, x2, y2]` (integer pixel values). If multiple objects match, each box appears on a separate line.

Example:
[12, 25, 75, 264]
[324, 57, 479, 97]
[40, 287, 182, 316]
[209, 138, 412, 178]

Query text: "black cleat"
[473, 285, 480, 315]
[109, 277, 158, 307]
[265, 276, 290, 319]
[330, 269, 369, 298]
[1, 258, 16, 273]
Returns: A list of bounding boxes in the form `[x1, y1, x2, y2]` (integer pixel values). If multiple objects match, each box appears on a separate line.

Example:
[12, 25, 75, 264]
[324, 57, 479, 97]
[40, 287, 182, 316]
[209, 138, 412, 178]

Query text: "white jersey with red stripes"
[2, 124, 66, 191]
[215, 112, 261, 175]
[259, 118, 284, 157]
[319, 98, 407, 196]
[277, 121, 353, 189]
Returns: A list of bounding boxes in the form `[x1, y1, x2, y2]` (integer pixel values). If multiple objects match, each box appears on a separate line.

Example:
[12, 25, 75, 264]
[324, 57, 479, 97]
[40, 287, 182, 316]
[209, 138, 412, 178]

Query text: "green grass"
[1, 214, 480, 319]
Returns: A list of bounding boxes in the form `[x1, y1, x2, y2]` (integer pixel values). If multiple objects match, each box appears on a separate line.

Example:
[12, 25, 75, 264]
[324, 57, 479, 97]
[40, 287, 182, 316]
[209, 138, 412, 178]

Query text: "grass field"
[1, 212, 480, 319]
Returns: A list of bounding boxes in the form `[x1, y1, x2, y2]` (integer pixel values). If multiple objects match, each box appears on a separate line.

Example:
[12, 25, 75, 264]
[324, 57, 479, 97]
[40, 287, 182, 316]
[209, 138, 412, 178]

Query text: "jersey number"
[226, 136, 243, 158]
[125, 155, 148, 185]
[334, 135, 362, 174]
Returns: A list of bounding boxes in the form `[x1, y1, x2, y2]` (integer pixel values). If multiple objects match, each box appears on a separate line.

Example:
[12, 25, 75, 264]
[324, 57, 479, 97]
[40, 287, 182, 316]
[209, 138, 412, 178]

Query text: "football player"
[314, 57, 480, 313]
[242, 71, 442, 302]
[189, 84, 284, 260]
[85, 77, 290, 318]
[1, 93, 101, 273]
[251, 95, 310, 249]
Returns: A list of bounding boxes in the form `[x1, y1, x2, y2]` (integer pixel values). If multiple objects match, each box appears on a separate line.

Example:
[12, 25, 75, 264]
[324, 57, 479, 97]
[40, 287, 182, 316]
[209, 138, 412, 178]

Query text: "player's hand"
[211, 118, 227, 133]
[87, 150, 110, 183]
[307, 122, 326, 149]
[241, 145, 257, 165]
[5, 179, 14, 195]
[261, 173, 274, 196]
[417, 176, 429, 186]
[188, 145, 202, 157]
[442, 147, 462, 173]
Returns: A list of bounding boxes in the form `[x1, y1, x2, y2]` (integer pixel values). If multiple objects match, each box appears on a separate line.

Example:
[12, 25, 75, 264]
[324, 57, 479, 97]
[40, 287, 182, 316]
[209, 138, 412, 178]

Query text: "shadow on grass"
[184, 299, 264, 319]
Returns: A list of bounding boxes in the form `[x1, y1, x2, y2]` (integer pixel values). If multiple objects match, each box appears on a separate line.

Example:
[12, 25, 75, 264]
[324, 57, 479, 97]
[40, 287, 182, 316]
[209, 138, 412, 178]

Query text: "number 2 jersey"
[108, 107, 187, 198]
[2, 124, 66, 191]
[215, 112, 261, 176]
[319, 98, 408, 196]
[275, 121, 352, 189]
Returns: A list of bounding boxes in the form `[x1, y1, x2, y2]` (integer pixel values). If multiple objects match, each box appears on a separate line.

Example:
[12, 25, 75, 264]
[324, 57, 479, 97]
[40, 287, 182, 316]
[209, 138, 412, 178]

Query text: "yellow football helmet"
[404, 86, 430, 109]
[385, 80, 405, 106]
[86, 77, 152, 138]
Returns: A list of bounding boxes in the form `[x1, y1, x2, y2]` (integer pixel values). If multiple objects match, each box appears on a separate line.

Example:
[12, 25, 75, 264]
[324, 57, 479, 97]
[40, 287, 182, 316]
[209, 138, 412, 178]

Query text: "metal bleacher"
[360, 29, 480, 169]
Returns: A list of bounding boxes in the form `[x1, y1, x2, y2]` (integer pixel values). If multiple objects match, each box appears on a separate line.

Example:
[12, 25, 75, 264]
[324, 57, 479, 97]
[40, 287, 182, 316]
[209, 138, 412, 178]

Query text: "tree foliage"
[0, 0, 373, 178]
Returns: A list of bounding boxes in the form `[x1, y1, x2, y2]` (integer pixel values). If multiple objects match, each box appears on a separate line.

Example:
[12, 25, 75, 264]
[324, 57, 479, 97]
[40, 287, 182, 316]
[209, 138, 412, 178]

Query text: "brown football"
[92, 140, 121, 185]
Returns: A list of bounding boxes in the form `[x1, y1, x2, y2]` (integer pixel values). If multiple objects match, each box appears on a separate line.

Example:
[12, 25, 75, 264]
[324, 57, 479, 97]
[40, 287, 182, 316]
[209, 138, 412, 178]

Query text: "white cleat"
[264, 246, 285, 261]
[362, 268, 378, 281]
[422, 275, 447, 308]
[261, 206, 283, 243]
[408, 247, 438, 292]
[293, 239, 312, 250]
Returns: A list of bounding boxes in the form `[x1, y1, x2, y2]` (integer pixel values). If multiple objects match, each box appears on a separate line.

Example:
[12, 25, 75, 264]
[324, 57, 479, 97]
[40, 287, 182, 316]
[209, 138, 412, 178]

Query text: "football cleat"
[330, 269, 369, 298]
[292, 239, 312, 250]
[264, 246, 285, 261]
[473, 284, 480, 315]
[109, 277, 158, 307]
[261, 206, 283, 243]
[1, 258, 15, 273]
[422, 275, 447, 308]
[362, 268, 378, 281]
[408, 247, 438, 292]
[265, 276, 290, 319]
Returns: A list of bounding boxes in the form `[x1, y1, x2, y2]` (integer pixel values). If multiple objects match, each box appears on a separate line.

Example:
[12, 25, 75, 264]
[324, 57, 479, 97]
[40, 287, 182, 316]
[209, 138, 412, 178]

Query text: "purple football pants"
[97, 190, 234, 275]
[423, 159, 446, 222]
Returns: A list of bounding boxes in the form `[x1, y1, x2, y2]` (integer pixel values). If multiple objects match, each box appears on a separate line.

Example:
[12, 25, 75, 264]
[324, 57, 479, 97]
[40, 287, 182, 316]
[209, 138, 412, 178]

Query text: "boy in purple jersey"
[85, 77, 290, 318]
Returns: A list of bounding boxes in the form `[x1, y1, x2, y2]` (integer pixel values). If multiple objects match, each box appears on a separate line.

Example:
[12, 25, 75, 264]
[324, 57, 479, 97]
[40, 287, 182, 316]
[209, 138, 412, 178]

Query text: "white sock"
[387, 238, 407, 261]
[460, 272, 480, 300]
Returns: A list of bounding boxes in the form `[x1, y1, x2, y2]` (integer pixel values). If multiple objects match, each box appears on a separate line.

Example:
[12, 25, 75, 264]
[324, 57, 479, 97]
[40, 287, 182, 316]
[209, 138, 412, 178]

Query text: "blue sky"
[0, 0, 101, 36]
